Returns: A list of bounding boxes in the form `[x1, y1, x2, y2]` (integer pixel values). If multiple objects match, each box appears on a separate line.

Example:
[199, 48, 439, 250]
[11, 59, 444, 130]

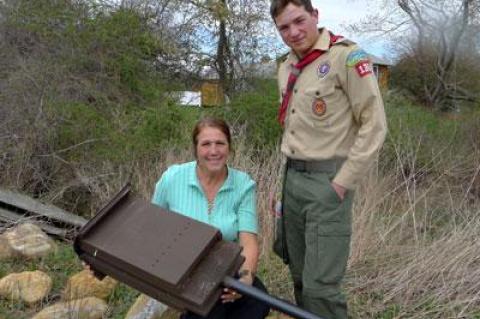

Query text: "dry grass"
[345, 140, 480, 318]
[2, 133, 480, 318]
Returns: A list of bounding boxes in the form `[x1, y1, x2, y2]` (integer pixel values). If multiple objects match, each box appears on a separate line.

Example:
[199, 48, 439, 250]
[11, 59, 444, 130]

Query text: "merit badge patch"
[312, 99, 327, 116]
[317, 62, 330, 78]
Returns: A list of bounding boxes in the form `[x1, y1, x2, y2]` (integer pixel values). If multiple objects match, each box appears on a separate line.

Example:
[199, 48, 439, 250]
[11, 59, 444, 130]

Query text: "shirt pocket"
[305, 83, 336, 122]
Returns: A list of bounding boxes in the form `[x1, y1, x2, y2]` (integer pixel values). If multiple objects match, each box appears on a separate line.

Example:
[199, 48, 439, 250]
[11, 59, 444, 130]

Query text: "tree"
[351, 0, 480, 110]
[0, 0, 180, 195]
[180, 0, 278, 96]
[110, 0, 280, 97]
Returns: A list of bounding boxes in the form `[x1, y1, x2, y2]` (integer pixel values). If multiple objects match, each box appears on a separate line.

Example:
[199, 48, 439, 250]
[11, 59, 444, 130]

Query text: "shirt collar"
[188, 161, 234, 192]
[286, 27, 331, 64]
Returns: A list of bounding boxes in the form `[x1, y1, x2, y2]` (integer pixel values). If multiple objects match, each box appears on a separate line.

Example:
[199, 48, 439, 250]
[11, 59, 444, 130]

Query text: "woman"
[151, 117, 270, 319]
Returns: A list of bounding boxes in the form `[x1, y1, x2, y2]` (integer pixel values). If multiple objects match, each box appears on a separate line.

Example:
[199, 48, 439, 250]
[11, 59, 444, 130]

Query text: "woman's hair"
[192, 117, 232, 157]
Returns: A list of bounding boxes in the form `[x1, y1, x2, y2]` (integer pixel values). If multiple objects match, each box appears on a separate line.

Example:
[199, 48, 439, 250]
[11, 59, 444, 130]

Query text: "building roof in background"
[369, 54, 392, 66]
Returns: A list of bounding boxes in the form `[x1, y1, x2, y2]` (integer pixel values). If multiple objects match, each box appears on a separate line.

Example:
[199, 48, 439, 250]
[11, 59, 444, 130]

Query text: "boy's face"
[274, 3, 320, 58]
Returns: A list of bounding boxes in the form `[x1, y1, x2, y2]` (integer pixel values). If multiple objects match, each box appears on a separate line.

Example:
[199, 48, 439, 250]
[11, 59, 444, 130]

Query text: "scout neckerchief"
[278, 33, 343, 127]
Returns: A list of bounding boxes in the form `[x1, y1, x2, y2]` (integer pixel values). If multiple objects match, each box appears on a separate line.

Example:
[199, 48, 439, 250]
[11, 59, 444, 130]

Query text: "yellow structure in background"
[199, 80, 225, 107]
[370, 54, 391, 91]
[377, 65, 390, 90]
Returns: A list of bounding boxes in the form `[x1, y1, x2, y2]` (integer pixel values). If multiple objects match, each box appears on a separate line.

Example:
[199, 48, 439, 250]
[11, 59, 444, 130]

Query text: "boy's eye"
[295, 18, 304, 24]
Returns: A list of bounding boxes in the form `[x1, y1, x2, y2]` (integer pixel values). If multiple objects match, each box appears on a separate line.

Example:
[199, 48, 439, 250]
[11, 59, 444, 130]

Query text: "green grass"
[105, 284, 139, 319]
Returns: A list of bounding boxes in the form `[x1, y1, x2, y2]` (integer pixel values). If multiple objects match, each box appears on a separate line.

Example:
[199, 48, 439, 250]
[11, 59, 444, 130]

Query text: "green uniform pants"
[283, 167, 353, 319]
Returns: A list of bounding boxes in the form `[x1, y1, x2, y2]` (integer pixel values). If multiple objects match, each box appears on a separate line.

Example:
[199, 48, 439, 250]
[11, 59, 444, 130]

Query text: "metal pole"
[222, 276, 325, 319]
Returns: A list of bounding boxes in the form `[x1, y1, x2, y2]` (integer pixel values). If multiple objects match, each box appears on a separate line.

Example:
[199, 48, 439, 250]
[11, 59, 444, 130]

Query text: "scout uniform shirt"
[277, 28, 387, 190]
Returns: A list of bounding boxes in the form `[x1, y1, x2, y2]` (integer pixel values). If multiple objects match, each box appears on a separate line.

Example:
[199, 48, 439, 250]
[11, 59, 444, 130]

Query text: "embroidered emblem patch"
[317, 62, 330, 78]
[312, 99, 327, 116]
[355, 60, 373, 77]
[346, 49, 370, 67]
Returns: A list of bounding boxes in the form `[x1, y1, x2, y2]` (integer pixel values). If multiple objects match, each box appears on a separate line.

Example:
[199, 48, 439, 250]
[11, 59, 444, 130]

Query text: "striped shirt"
[151, 161, 257, 242]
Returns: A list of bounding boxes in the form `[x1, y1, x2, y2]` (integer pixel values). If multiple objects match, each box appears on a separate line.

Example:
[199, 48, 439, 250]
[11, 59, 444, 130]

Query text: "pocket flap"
[306, 84, 335, 98]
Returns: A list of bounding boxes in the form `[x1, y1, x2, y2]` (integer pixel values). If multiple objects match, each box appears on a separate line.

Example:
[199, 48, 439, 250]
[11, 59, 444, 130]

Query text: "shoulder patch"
[346, 49, 370, 67]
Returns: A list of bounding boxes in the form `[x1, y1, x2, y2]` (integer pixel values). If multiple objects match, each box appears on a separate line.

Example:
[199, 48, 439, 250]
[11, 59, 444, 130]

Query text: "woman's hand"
[220, 269, 254, 303]
[220, 232, 259, 303]
[220, 287, 242, 303]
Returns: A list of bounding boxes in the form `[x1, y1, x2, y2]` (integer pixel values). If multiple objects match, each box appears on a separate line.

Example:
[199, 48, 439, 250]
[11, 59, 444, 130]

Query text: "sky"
[310, 0, 392, 59]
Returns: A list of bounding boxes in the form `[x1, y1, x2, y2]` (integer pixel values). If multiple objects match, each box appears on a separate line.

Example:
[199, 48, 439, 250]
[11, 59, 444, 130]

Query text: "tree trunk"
[215, 0, 233, 98]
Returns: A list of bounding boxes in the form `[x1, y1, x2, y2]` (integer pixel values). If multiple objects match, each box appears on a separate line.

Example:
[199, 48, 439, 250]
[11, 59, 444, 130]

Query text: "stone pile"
[0, 222, 177, 319]
[0, 222, 287, 319]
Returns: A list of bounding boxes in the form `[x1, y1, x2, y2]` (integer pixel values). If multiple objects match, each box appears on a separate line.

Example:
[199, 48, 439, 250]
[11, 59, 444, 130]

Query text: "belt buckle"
[294, 159, 307, 171]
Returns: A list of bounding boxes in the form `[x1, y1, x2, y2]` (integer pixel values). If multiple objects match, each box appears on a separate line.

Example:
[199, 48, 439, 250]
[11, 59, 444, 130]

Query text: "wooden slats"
[0, 208, 69, 238]
[0, 188, 88, 239]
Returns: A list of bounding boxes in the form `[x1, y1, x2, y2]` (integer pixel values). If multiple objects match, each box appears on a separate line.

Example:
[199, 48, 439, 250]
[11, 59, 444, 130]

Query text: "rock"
[31, 297, 107, 319]
[0, 234, 15, 260]
[125, 294, 169, 319]
[4, 222, 56, 258]
[158, 308, 181, 319]
[0, 270, 52, 304]
[63, 269, 117, 301]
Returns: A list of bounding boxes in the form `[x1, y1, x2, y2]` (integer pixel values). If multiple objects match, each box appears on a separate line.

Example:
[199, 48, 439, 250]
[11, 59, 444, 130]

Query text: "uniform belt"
[286, 158, 345, 173]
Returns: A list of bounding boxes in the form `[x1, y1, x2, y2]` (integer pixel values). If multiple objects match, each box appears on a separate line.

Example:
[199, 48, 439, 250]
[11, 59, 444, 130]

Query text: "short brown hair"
[192, 117, 231, 157]
[270, 0, 315, 20]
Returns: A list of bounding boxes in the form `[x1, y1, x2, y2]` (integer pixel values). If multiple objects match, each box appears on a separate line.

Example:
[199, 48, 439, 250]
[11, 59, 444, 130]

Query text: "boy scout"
[271, 0, 387, 318]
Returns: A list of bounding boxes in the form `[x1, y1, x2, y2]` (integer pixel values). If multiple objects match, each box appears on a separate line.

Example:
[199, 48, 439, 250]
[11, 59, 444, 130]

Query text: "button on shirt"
[277, 28, 387, 189]
[151, 161, 257, 242]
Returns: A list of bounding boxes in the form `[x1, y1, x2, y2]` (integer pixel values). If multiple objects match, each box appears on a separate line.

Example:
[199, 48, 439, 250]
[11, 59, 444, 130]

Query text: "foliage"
[391, 46, 480, 111]
[52, 101, 200, 163]
[352, 0, 480, 110]
[0, 0, 190, 195]
[206, 79, 282, 149]
[380, 92, 462, 175]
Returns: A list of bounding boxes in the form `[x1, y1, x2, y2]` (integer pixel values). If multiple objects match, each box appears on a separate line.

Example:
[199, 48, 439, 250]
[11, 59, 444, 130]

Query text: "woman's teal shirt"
[151, 161, 257, 242]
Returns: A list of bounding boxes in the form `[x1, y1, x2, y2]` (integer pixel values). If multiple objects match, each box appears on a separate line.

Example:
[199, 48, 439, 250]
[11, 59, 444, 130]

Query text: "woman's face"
[195, 126, 230, 174]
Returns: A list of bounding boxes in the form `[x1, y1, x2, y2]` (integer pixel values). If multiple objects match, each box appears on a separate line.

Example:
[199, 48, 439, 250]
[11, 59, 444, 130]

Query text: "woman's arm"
[238, 231, 259, 285]
[221, 231, 259, 303]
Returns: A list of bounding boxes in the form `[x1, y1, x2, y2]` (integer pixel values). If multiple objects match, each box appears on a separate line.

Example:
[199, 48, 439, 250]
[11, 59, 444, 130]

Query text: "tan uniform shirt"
[278, 28, 387, 189]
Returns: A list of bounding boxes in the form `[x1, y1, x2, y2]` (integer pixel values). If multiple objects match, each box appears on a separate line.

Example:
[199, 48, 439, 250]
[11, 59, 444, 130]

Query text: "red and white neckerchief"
[278, 33, 342, 127]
